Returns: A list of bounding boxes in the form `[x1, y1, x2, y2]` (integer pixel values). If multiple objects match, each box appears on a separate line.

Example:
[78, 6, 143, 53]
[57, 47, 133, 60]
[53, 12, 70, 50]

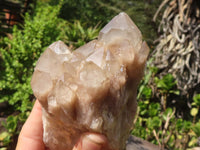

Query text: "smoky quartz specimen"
[31, 12, 149, 150]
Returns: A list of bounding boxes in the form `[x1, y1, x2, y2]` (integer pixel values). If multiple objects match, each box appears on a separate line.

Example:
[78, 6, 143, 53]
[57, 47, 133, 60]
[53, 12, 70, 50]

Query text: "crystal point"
[31, 12, 149, 150]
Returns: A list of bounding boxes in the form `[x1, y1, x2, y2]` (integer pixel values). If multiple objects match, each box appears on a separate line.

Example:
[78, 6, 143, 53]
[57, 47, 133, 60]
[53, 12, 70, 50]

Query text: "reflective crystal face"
[31, 12, 149, 150]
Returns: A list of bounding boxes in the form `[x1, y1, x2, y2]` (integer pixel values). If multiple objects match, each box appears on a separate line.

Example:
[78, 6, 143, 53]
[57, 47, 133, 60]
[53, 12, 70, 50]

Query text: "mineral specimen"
[31, 12, 149, 150]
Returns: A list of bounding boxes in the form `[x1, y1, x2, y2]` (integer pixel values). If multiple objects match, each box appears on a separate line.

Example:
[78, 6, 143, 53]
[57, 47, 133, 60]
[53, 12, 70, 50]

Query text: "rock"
[126, 135, 160, 150]
[31, 12, 149, 150]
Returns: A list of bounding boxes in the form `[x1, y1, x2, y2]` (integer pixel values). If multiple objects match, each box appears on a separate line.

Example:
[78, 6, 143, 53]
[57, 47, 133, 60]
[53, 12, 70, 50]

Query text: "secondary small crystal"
[31, 12, 149, 150]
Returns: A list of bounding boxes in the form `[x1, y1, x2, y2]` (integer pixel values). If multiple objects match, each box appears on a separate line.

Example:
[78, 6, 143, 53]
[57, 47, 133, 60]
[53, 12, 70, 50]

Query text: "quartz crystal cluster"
[31, 12, 149, 150]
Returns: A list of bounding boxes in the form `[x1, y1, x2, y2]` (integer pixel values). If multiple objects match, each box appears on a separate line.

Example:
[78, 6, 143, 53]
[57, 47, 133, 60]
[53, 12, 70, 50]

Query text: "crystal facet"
[31, 12, 149, 150]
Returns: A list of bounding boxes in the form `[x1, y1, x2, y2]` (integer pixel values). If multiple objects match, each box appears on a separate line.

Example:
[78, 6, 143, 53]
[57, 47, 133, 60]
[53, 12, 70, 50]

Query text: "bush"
[0, 3, 62, 112]
[133, 63, 200, 149]
[0, 2, 99, 147]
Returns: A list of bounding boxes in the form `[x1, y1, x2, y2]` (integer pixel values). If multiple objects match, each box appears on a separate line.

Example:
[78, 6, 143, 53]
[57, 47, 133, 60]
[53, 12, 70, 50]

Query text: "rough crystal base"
[31, 12, 149, 150]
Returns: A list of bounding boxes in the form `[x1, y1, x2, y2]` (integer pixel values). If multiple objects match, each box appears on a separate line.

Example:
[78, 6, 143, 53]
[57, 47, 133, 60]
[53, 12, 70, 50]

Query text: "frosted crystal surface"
[31, 12, 149, 150]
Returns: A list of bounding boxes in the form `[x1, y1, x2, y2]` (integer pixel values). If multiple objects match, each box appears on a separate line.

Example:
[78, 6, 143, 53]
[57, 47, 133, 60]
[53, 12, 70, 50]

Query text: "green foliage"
[154, 74, 179, 95]
[3, 116, 18, 134]
[50, 0, 161, 45]
[0, 1, 100, 112]
[0, 3, 63, 112]
[192, 122, 200, 137]
[134, 63, 199, 149]
[191, 94, 200, 123]
[149, 103, 161, 117]
[133, 93, 195, 149]
[193, 94, 200, 106]
[0, 116, 17, 146]
[0, 111, 30, 146]
[60, 20, 100, 48]
[0, 1, 100, 147]
[50, 0, 116, 26]
[137, 59, 155, 99]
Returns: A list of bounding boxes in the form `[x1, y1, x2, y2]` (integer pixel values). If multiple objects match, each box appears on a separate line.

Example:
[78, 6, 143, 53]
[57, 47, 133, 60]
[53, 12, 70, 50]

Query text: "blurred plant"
[133, 61, 198, 149]
[134, 90, 195, 149]
[60, 20, 100, 49]
[50, 0, 161, 46]
[191, 94, 200, 123]
[137, 59, 154, 100]
[0, 2, 63, 112]
[154, 74, 179, 110]
[0, 116, 18, 146]
[0, 111, 30, 148]
[192, 122, 200, 136]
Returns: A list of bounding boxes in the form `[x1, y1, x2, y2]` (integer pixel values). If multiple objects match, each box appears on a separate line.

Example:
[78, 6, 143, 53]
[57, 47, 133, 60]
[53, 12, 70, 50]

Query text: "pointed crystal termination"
[31, 12, 149, 150]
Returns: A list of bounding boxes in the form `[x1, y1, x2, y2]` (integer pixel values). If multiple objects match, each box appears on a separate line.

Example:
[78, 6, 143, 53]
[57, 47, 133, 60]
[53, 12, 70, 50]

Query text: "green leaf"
[188, 136, 197, 147]
[176, 118, 183, 131]
[0, 132, 10, 141]
[192, 122, 200, 136]
[154, 74, 176, 92]
[147, 116, 162, 129]
[191, 108, 198, 117]
[193, 94, 200, 106]
[169, 90, 180, 95]
[0, 131, 11, 146]
[148, 103, 160, 117]
[163, 108, 173, 121]
[142, 87, 152, 99]
[3, 116, 18, 133]
[182, 121, 192, 132]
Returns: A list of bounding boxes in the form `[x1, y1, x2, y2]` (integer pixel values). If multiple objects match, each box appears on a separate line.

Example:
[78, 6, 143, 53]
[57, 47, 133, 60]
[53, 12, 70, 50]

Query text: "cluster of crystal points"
[31, 12, 149, 150]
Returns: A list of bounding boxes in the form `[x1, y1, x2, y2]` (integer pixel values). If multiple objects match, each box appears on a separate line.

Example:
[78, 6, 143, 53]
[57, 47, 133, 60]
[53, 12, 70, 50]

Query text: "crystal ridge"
[31, 12, 149, 150]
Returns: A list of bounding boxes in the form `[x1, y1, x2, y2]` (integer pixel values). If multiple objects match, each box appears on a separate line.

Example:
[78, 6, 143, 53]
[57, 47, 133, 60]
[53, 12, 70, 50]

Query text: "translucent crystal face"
[31, 12, 149, 150]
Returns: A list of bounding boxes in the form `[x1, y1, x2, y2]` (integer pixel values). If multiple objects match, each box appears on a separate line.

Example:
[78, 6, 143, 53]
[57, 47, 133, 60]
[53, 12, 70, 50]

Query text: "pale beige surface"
[31, 12, 149, 150]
